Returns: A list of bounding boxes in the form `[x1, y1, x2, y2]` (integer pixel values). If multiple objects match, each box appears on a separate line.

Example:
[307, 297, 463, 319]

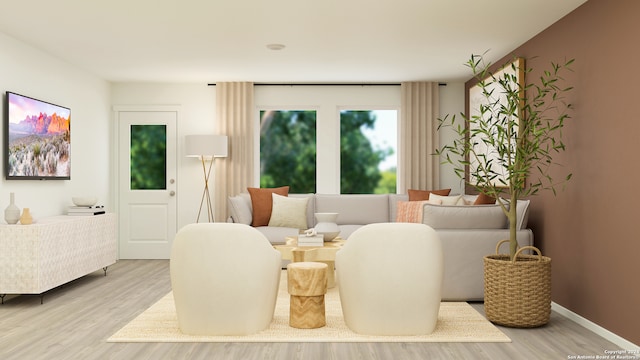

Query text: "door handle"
[169, 190, 176, 196]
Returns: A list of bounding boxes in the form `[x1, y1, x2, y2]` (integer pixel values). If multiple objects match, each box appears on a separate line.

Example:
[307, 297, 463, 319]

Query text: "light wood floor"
[0, 260, 626, 360]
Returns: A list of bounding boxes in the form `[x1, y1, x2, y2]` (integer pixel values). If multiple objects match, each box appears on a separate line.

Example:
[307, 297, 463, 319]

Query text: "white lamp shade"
[185, 135, 228, 158]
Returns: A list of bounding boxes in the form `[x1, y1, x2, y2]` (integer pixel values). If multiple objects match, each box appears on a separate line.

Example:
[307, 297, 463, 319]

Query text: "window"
[259, 110, 317, 193]
[340, 110, 397, 194]
[255, 85, 401, 194]
[130, 124, 166, 190]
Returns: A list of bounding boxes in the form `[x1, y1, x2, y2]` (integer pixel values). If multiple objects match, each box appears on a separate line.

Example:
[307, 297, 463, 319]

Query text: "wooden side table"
[275, 237, 344, 288]
[287, 262, 328, 329]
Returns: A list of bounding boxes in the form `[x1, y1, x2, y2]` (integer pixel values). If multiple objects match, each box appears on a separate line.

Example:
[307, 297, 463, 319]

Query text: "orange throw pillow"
[396, 201, 428, 223]
[474, 192, 496, 205]
[407, 188, 451, 201]
[247, 186, 290, 227]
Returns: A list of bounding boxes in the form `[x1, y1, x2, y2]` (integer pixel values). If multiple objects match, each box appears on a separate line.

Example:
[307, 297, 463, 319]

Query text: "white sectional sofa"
[227, 193, 533, 301]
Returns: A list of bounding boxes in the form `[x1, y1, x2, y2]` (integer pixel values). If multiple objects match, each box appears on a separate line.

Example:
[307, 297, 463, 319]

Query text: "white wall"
[110, 83, 217, 229]
[0, 32, 111, 220]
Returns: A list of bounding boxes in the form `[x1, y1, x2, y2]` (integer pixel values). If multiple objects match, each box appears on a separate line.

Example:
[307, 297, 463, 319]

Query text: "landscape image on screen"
[6, 92, 71, 179]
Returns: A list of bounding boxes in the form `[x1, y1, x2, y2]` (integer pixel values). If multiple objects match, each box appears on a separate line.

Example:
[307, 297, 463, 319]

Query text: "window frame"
[254, 85, 401, 194]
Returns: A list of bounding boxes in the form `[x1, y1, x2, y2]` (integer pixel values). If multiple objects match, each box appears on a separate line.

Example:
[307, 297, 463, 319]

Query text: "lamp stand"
[196, 156, 215, 222]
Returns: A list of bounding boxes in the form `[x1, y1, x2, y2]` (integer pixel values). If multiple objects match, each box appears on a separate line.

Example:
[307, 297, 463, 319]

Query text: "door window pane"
[130, 125, 166, 190]
[340, 110, 397, 194]
[260, 110, 316, 193]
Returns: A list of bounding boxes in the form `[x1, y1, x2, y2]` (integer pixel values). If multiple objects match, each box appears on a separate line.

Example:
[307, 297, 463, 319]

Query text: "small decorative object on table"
[298, 229, 324, 247]
[314, 212, 340, 241]
[20, 208, 33, 225]
[69, 197, 105, 216]
[72, 197, 98, 207]
[68, 205, 106, 216]
[4, 192, 21, 224]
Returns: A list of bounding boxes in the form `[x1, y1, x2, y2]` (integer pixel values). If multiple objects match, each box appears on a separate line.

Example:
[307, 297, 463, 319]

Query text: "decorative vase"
[314, 212, 340, 242]
[4, 192, 21, 224]
[20, 208, 33, 225]
[483, 240, 551, 328]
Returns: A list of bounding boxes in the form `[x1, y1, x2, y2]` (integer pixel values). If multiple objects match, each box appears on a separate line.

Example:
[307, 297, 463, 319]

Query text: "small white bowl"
[72, 197, 98, 207]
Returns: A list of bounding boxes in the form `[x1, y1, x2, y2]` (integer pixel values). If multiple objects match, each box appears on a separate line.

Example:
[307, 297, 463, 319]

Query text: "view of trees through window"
[130, 124, 166, 190]
[341, 110, 397, 194]
[259, 109, 397, 194]
[260, 110, 317, 193]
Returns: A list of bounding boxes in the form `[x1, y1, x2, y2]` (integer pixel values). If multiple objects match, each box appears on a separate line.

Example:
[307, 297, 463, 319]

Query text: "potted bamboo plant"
[436, 53, 574, 327]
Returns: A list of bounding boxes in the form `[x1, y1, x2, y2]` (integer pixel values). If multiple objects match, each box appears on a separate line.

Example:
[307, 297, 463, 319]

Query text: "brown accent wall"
[467, 0, 640, 345]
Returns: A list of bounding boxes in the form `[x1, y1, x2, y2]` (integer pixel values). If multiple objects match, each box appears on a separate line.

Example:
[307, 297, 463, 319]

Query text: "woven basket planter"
[483, 240, 552, 328]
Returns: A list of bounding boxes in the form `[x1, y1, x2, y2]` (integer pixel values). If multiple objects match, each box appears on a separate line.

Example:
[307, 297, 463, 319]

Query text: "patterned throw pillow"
[396, 199, 441, 223]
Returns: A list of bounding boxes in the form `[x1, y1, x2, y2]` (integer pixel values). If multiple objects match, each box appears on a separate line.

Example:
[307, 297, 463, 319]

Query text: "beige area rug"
[108, 272, 510, 343]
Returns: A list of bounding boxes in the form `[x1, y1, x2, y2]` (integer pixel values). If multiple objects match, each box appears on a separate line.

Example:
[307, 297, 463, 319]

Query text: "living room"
[0, 0, 638, 358]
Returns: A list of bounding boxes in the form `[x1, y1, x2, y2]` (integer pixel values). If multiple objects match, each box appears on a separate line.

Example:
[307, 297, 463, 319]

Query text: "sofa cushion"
[289, 194, 315, 230]
[227, 193, 252, 225]
[268, 193, 309, 229]
[315, 194, 389, 225]
[255, 226, 299, 245]
[407, 188, 451, 201]
[337, 224, 362, 239]
[247, 186, 289, 227]
[388, 194, 408, 222]
[422, 204, 507, 229]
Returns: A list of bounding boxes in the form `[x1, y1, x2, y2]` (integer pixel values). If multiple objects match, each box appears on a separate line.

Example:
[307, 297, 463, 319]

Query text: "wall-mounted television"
[4, 92, 71, 180]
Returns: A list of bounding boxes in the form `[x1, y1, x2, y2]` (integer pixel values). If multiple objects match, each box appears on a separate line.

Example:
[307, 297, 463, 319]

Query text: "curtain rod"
[207, 82, 447, 86]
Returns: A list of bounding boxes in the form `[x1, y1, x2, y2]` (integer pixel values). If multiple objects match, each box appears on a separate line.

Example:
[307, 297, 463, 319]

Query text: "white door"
[118, 110, 177, 259]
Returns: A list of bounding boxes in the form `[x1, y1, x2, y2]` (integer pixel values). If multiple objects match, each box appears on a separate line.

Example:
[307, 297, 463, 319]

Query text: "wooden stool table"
[274, 237, 345, 288]
[287, 262, 328, 329]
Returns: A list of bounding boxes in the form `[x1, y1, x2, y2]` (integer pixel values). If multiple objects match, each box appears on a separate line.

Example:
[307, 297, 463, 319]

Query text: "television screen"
[4, 92, 71, 180]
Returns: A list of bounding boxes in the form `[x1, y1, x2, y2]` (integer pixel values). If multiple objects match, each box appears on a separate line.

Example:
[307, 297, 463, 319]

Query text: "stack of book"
[67, 205, 106, 216]
[297, 235, 324, 247]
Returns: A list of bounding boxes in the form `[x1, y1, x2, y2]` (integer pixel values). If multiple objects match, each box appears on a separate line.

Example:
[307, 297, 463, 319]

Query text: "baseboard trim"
[552, 302, 639, 354]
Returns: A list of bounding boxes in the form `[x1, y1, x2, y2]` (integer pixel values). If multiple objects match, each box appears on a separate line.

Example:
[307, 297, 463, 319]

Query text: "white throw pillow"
[497, 198, 531, 230]
[268, 193, 309, 229]
[428, 193, 462, 205]
[516, 199, 530, 230]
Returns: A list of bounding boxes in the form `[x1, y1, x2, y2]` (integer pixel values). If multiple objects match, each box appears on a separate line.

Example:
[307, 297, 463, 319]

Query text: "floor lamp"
[185, 135, 228, 222]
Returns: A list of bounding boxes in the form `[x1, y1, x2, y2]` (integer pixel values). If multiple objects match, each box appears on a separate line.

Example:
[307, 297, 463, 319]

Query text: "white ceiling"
[0, 0, 587, 84]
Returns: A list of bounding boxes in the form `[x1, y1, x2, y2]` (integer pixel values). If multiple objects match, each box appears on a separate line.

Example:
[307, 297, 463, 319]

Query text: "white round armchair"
[336, 222, 443, 335]
[170, 223, 282, 335]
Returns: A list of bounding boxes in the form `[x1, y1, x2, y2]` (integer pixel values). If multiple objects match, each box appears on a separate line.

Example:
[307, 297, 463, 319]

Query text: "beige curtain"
[214, 82, 254, 222]
[399, 82, 440, 193]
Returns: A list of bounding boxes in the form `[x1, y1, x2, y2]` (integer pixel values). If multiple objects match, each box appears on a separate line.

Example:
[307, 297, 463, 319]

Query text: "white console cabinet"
[0, 214, 116, 302]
